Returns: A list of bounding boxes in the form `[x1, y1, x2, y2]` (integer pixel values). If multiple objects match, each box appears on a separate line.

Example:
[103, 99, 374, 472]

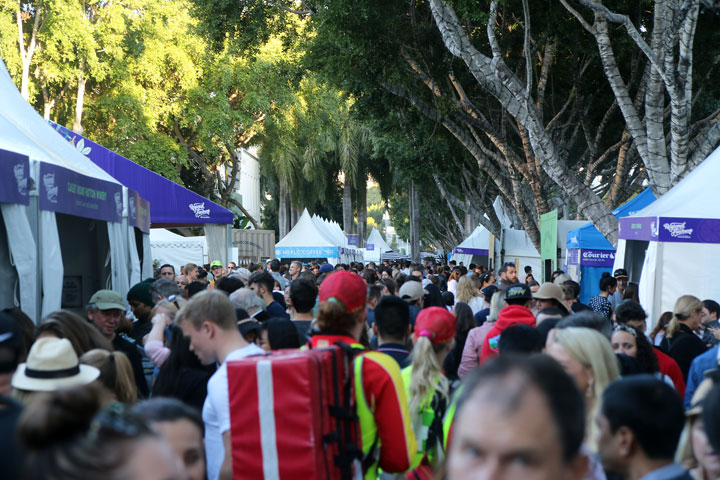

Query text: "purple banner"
[128, 189, 150, 233]
[366, 243, 374, 251]
[50, 122, 232, 225]
[566, 248, 580, 266]
[453, 247, 489, 256]
[618, 216, 658, 241]
[39, 163, 122, 223]
[658, 217, 720, 243]
[346, 235, 359, 246]
[0, 149, 30, 205]
[580, 248, 615, 267]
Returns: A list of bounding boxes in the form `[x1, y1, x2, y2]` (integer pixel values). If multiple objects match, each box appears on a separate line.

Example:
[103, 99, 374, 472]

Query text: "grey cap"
[89, 290, 125, 311]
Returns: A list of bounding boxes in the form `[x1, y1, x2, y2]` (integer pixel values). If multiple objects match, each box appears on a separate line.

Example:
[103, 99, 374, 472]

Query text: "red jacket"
[481, 305, 536, 362]
[654, 348, 686, 397]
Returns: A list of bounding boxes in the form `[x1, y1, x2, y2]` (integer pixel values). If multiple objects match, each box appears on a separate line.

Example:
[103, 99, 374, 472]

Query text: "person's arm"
[362, 352, 416, 473]
[457, 329, 479, 379]
[219, 431, 233, 480]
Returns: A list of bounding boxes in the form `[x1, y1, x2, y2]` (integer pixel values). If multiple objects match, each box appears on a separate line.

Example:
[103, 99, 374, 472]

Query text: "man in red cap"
[309, 271, 417, 480]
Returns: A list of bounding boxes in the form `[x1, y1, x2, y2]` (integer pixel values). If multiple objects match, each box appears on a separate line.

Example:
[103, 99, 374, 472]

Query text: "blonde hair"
[667, 295, 704, 339]
[456, 276, 479, 304]
[551, 327, 619, 451]
[408, 337, 451, 420]
[151, 297, 187, 320]
[80, 349, 137, 404]
[487, 291, 506, 323]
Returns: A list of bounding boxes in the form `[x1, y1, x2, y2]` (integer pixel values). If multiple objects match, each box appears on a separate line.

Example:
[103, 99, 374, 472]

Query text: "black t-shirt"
[112, 334, 150, 398]
[0, 396, 23, 479]
[293, 320, 312, 343]
[129, 320, 153, 344]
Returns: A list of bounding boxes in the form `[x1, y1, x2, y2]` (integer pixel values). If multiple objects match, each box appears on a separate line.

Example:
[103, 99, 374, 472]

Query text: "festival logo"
[663, 222, 693, 239]
[114, 192, 123, 217]
[189, 202, 211, 219]
[651, 221, 658, 238]
[14, 163, 27, 195]
[42, 173, 58, 203]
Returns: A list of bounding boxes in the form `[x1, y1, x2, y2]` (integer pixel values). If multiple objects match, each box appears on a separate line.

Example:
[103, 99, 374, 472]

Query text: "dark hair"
[601, 375, 685, 460]
[499, 263, 515, 275]
[186, 281, 207, 298]
[457, 355, 585, 462]
[39, 310, 113, 356]
[289, 278, 318, 313]
[215, 276, 245, 295]
[622, 282, 640, 303]
[556, 311, 612, 339]
[380, 278, 396, 296]
[3, 307, 35, 361]
[374, 297, 410, 341]
[159, 264, 175, 273]
[537, 306, 565, 318]
[524, 266, 532, 274]
[261, 318, 301, 350]
[649, 311, 673, 341]
[702, 384, 720, 453]
[423, 283, 445, 308]
[612, 325, 659, 374]
[453, 302, 475, 334]
[615, 353, 643, 376]
[599, 272, 618, 292]
[368, 285, 384, 304]
[362, 269, 378, 285]
[269, 259, 281, 272]
[703, 299, 720, 319]
[614, 301, 647, 325]
[562, 280, 581, 300]
[498, 325, 542, 354]
[535, 317, 561, 345]
[18, 385, 159, 480]
[133, 397, 204, 435]
[248, 271, 274, 293]
[442, 291, 455, 307]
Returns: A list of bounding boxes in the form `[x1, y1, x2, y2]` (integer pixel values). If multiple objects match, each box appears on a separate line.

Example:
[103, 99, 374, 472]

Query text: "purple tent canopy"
[50, 122, 233, 227]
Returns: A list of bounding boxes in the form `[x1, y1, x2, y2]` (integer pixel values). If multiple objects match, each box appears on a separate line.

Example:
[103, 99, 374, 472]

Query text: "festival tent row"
[449, 225, 500, 268]
[0, 59, 149, 322]
[49, 122, 235, 268]
[363, 227, 393, 263]
[275, 209, 362, 264]
[566, 188, 656, 304]
[613, 145, 720, 327]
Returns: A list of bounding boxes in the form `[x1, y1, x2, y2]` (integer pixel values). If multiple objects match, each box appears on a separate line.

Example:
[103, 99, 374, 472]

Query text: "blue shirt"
[265, 301, 290, 320]
[685, 345, 718, 409]
[377, 342, 411, 368]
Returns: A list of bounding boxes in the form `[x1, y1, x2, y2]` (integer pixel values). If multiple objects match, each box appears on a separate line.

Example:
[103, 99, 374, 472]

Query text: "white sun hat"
[11, 337, 100, 392]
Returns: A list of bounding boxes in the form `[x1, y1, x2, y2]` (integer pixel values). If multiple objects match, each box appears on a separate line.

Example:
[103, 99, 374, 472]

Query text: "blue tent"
[566, 188, 656, 304]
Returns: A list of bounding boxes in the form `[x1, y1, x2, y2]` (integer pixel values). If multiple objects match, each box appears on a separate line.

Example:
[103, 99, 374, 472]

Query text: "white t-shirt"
[204, 343, 265, 480]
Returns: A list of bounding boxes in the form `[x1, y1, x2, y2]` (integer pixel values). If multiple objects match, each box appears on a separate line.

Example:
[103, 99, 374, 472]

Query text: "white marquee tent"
[150, 229, 206, 269]
[449, 226, 499, 267]
[276, 210, 361, 263]
[614, 145, 720, 327]
[0, 59, 146, 321]
[363, 227, 393, 263]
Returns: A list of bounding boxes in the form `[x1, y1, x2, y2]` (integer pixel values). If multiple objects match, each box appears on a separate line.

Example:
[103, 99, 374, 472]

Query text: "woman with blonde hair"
[143, 297, 187, 367]
[546, 327, 619, 453]
[455, 276, 484, 314]
[402, 307, 457, 477]
[661, 295, 708, 380]
[80, 349, 137, 405]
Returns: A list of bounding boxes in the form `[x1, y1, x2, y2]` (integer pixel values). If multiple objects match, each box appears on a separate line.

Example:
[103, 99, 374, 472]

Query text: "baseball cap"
[319, 263, 334, 274]
[398, 280, 428, 302]
[89, 290, 125, 311]
[210, 260, 223, 268]
[481, 285, 499, 301]
[532, 282, 570, 313]
[415, 307, 457, 344]
[505, 283, 532, 301]
[318, 271, 367, 313]
[613, 268, 628, 278]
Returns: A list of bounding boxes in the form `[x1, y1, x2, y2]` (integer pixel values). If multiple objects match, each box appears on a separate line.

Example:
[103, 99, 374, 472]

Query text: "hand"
[710, 327, 720, 341]
[151, 312, 170, 326]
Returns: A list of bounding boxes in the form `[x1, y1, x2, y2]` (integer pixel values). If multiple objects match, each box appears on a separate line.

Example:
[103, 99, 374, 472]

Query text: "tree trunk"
[356, 178, 367, 247]
[342, 178, 354, 234]
[278, 182, 289, 239]
[73, 68, 87, 134]
[409, 180, 420, 262]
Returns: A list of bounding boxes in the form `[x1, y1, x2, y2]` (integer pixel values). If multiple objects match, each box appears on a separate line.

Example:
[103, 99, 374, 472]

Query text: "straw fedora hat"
[12, 337, 100, 392]
[532, 282, 571, 314]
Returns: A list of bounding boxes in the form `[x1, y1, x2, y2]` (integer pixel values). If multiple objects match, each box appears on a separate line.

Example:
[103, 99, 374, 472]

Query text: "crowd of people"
[1, 257, 720, 480]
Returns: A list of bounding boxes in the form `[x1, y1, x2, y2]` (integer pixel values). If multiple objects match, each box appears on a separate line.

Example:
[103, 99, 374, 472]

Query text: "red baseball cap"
[414, 307, 457, 344]
[318, 271, 367, 313]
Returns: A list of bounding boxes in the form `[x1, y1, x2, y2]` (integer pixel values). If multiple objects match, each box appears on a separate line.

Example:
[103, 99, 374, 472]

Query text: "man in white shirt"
[175, 290, 265, 480]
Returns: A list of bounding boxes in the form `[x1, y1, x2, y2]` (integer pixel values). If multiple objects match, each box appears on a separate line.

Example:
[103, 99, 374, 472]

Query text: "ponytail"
[408, 336, 450, 419]
[668, 295, 704, 339]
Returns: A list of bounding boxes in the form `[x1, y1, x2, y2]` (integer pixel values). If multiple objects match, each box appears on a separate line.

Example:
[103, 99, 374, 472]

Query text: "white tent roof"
[503, 228, 538, 256]
[278, 210, 338, 247]
[367, 228, 392, 253]
[0, 61, 121, 185]
[633, 146, 720, 219]
[456, 226, 491, 250]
